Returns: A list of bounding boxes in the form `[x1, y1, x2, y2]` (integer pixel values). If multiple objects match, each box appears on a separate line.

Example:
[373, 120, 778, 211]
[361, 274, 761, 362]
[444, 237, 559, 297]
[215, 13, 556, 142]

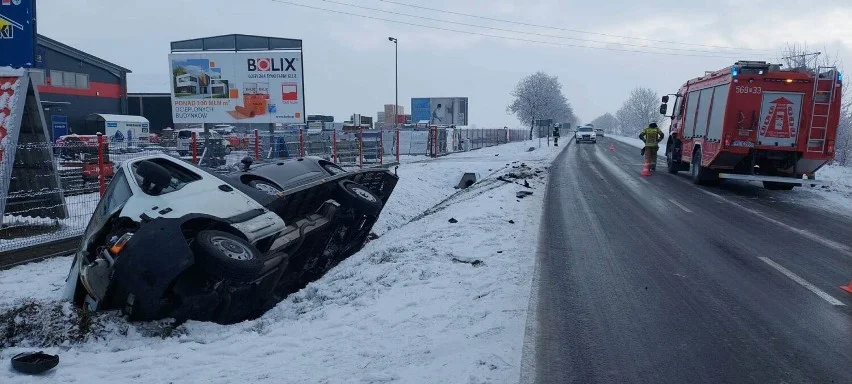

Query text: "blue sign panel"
[411, 98, 431, 123]
[0, 0, 37, 68]
[51, 115, 67, 141]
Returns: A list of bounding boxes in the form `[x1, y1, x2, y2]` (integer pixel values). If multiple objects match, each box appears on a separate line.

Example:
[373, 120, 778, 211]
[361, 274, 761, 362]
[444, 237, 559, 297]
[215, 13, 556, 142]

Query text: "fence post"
[299, 128, 305, 157]
[379, 129, 384, 165]
[395, 128, 400, 163]
[191, 131, 198, 164]
[358, 128, 364, 168]
[253, 129, 260, 160]
[97, 132, 106, 197]
[332, 129, 338, 163]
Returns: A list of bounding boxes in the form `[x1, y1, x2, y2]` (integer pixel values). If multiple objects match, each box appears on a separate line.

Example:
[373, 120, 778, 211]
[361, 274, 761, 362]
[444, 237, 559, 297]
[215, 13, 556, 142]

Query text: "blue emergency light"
[732, 67, 739, 77]
[838, 72, 843, 82]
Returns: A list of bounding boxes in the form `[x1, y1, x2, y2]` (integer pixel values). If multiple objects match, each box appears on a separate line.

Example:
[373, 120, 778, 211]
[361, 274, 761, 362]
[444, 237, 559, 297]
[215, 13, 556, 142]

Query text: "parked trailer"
[660, 61, 842, 190]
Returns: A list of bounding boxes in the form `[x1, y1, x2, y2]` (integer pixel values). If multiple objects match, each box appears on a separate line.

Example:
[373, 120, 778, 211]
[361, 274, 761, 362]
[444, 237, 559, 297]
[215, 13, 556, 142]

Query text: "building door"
[51, 115, 68, 141]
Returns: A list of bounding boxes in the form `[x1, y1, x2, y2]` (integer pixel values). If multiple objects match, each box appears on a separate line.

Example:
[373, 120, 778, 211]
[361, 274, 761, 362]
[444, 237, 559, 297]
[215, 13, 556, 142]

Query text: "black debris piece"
[508, 220, 515, 224]
[452, 257, 484, 267]
[516, 191, 534, 199]
[11, 351, 59, 375]
[448, 218, 458, 223]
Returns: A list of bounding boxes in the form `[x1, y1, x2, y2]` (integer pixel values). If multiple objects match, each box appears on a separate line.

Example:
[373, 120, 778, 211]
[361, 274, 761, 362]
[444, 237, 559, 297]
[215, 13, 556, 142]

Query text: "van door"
[757, 92, 804, 147]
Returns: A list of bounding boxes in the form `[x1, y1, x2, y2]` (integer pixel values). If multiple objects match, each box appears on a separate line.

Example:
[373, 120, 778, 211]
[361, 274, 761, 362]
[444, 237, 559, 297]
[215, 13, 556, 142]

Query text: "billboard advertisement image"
[411, 97, 468, 126]
[169, 51, 305, 124]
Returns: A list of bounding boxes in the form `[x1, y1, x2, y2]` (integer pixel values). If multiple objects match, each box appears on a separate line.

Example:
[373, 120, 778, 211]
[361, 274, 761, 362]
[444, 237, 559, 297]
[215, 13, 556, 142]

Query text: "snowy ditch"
[0, 141, 564, 383]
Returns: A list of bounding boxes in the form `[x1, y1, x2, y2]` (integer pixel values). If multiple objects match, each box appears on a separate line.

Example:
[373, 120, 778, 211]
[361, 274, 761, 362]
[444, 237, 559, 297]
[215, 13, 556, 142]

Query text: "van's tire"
[763, 181, 796, 191]
[336, 180, 383, 216]
[193, 230, 264, 283]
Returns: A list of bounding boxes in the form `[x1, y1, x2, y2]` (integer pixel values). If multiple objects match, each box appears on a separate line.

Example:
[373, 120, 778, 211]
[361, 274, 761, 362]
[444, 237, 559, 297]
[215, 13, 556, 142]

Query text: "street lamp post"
[388, 37, 398, 130]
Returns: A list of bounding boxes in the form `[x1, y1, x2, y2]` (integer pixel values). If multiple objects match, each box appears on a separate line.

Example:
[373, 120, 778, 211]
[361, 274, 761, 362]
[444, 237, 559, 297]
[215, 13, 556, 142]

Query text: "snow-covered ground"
[0, 140, 564, 383]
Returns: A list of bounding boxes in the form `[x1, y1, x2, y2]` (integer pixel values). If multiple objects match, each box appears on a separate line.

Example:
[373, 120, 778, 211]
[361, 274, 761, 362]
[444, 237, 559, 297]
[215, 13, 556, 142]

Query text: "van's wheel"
[763, 181, 796, 191]
[249, 179, 282, 195]
[336, 180, 383, 216]
[193, 230, 263, 282]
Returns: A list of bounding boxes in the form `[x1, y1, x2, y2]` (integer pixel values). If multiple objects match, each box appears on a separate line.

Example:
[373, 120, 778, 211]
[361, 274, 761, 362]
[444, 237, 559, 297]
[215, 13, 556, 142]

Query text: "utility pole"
[388, 37, 398, 129]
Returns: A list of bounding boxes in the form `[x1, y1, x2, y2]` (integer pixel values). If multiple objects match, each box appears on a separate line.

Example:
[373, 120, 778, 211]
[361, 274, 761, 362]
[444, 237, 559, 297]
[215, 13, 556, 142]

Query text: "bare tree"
[615, 87, 660, 137]
[779, 43, 851, 165]
[507, 72, 576, 139]
[589, 113, 619, 134]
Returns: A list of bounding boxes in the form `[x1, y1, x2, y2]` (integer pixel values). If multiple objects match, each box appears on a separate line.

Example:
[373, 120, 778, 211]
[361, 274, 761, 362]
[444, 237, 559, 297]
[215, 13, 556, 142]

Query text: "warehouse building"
[30, 35, 131, 139]
[128, 93, 174, 133]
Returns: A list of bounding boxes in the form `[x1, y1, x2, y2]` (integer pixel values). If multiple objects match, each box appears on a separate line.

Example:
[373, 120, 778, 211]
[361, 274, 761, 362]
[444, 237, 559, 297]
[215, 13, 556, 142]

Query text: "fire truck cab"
[660, 61, 842, 190]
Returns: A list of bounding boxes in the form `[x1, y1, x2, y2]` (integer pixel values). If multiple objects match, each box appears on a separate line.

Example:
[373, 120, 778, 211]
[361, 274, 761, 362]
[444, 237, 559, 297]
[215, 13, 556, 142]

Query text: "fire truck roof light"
[732, 67, 739, 77]
[839, 72, 843, 82]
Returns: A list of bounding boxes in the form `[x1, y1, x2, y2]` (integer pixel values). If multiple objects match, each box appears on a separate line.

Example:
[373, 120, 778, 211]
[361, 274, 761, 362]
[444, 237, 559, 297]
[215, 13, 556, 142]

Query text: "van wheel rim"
[210, 236, 253, 261]
[351, 186, 377, 203]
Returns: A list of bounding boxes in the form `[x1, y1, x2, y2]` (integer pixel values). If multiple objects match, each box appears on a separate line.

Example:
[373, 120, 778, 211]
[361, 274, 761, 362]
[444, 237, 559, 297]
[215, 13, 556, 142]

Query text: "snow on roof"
[0, 67, 24, 77]
[89, 114, 150, 124]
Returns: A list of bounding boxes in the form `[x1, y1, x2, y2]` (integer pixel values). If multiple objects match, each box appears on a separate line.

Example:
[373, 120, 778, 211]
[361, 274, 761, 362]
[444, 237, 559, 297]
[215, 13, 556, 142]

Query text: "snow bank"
[609, 133, 668, 155]
[0, 140, 564, 383]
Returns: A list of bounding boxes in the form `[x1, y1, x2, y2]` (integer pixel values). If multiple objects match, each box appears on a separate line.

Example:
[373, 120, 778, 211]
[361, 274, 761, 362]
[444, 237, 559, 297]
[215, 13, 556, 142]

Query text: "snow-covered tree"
[507, 72, 576, 139]
[779, 43, 851, 166]
[589, 113, 619, 135]
[615, 87, 661, 137]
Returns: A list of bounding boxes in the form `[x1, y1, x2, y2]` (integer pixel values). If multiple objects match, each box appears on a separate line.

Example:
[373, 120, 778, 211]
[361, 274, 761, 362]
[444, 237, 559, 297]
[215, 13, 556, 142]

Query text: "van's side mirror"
[659, 104, 668, 115]
[661, 95, 670, 103]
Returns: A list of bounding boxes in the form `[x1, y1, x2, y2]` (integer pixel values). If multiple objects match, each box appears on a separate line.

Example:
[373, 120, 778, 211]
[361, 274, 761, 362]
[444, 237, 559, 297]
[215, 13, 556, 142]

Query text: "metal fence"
[0, 127, 529, 254]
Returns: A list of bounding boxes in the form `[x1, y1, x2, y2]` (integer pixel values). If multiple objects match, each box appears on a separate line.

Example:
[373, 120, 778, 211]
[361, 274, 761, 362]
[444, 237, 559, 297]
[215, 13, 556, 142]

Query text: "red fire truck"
[660, 61, 842, 190]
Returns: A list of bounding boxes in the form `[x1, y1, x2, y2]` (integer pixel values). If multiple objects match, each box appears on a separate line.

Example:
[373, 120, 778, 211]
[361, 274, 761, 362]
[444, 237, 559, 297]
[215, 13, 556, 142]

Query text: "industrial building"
[31, 35, 131, 139]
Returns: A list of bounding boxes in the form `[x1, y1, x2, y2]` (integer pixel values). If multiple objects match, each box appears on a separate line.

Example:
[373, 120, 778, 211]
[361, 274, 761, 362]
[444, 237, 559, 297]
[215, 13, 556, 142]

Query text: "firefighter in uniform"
[639, 122, 665, 171]
[553, 125, 560, 146]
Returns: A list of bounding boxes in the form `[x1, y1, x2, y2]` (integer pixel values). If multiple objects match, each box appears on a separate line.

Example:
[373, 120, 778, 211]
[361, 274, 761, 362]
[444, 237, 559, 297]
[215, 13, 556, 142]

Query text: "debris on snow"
[448, 217, 458, 223]
[451, 257, 484, 267]
[516, 191, 534, 199]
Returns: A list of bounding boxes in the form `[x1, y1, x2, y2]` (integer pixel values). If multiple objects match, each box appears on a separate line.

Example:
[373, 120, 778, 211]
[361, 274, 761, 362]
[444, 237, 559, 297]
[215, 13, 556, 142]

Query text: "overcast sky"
[37, 0, 852, 127]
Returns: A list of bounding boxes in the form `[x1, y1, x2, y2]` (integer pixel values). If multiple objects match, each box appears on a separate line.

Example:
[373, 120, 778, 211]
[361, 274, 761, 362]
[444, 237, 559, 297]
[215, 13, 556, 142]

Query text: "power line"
[271, 0, 764, 60]
[319, 0, 758, 55]
[377, 0, 774, 53]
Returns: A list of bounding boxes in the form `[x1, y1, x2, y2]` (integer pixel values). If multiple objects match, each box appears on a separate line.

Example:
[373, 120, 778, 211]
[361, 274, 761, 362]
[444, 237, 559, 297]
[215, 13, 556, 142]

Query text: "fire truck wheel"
[666, 149, 680, 174]
[690, 148, 718, 185]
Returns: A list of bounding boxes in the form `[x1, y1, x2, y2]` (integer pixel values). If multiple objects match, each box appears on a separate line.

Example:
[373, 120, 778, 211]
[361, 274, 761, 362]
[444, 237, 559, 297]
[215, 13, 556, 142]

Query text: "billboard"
[169, 51, 305, 124]
[0, 0, 37, 68]
[411, 97, 468, 125]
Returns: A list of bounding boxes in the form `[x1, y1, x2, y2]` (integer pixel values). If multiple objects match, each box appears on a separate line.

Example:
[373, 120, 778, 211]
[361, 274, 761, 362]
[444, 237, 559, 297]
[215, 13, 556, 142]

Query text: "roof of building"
[86, 114, 149, 124]
[170, 34, 302, 52]
[38, 34, 131, 76]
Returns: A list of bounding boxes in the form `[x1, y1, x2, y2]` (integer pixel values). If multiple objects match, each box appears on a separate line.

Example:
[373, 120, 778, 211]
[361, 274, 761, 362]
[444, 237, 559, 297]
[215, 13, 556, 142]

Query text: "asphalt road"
[527, 137, 852, 384]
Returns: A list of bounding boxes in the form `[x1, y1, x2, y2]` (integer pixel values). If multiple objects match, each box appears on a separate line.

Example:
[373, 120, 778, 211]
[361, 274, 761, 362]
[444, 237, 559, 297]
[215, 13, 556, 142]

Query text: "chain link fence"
[0, 127, 529, 255]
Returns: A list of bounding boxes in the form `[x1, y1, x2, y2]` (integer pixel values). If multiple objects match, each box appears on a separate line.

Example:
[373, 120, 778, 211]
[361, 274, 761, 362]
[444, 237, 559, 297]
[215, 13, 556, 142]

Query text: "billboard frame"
[411, 97, 468, 126]
[168, 34, 306, 125]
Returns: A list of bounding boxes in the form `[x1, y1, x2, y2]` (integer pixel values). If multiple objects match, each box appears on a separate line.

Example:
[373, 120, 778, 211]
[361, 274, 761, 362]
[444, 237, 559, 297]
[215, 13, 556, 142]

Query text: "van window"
[177, 130, 193, 139]
[132, 158, 202, 195]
